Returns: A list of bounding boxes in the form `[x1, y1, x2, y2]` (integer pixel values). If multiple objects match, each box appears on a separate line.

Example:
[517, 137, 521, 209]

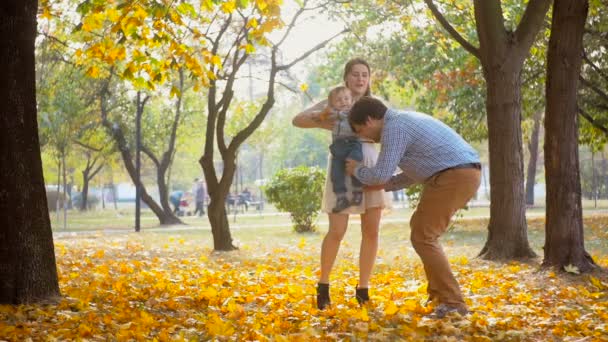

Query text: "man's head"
[328, 86, 353, 112]
[348, 97, 388, 142]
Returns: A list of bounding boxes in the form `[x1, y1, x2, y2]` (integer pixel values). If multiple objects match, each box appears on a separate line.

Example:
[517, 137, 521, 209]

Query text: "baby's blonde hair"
[328, 86, 351, 104]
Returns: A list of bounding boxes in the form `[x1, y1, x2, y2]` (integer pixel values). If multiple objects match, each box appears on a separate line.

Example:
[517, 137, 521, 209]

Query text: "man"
[192, 178, 206, 216]
[345, 97, 481, 318]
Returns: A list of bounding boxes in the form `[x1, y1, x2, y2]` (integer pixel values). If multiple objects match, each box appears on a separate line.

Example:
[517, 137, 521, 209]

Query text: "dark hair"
[343, 58, 371, 96]
[349, 97, 388, 127]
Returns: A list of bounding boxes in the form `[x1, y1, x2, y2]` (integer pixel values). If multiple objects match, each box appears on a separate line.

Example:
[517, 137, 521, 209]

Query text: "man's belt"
[442, 162, 481, 172]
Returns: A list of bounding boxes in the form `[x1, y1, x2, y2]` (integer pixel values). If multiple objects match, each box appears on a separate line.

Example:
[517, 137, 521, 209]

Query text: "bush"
[264, 166, 325, 233]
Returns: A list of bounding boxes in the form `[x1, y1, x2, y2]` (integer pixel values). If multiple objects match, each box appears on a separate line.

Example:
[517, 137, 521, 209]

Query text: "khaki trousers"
[409, 167, 481, 308]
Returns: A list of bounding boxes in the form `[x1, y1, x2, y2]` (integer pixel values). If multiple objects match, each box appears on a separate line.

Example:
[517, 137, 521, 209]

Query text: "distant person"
[193, 178, 207, 216]
[169, 190, 183, 214]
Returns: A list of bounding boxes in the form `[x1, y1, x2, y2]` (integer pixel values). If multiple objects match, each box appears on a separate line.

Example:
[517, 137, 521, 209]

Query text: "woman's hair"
[343, 58, 371, 96]
[349, 96, 388, 126]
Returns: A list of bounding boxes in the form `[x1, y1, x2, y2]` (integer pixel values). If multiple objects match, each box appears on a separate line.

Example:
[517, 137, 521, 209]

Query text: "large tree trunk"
[543, 0, 596, 272]
[478, 64, 537, 260]
[425, 0, 550, 260]
[0, 0, 61, 303]
[525, 111, 542, 206]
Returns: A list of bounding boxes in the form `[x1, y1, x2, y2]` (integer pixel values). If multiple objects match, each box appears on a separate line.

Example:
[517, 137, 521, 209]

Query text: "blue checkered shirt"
[354, 109, 480, 191]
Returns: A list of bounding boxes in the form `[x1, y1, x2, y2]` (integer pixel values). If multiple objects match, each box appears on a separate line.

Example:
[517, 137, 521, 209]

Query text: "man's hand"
[345, 158, 359, 176]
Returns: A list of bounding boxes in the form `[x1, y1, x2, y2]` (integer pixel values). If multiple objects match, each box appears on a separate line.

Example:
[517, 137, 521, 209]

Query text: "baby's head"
[328, 86, 353, 112]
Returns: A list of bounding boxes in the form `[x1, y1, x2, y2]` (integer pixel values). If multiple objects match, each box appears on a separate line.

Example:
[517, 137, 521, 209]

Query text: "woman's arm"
[292, 99, 334, 130]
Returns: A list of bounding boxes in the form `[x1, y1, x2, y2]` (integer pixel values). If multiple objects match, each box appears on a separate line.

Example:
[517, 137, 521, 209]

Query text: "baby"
[321, 86, 363, 212]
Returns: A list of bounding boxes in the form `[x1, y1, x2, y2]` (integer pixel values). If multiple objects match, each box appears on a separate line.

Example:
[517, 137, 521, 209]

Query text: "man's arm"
[384, 172, 416, 191]
[353, 122, 410, 185]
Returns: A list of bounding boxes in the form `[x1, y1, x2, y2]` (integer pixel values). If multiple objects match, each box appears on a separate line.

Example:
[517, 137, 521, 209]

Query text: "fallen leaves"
[0, 227, 607, 341]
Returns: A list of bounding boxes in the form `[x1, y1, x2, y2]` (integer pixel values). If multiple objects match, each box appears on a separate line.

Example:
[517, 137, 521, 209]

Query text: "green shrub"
[264, 165, 325, 233]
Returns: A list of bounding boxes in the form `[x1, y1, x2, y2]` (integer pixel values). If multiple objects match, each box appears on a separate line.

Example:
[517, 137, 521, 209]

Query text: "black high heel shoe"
[355, 286, 369, 305]
[317, 283, 331, 309]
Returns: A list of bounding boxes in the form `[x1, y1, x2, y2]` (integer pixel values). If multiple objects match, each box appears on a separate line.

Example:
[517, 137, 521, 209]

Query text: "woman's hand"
[292, 100, 334, 130]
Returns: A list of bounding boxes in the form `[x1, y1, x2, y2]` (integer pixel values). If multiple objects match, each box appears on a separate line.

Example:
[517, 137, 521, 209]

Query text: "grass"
[52, 199, 608, 260]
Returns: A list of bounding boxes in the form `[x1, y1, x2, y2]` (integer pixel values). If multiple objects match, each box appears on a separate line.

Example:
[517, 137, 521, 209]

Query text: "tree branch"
[513, 0, 552, 56]
[579, 75, 608, 104]
[277, 29, 348, 71]
[424, 0, 480, 59]
[578, 106, 608, 135]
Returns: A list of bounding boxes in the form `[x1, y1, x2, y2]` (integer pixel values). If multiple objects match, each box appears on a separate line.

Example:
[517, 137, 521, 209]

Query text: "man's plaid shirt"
[354, 109, 480, 191]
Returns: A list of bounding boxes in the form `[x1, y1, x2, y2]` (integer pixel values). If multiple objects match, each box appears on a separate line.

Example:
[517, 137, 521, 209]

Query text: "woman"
[292, 58, 390, 309]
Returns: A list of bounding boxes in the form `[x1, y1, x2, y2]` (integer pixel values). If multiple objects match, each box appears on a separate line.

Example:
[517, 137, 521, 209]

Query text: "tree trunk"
[101, 119, 181, 225]
[478, 65, 536, 260]
[0, 0, 61, 303]
[81, 168, 90, 210]
[525, 111, 542, 206]
[543, 0, 596, 272]
[592, 151, 597, 207]
[207, 199, 237, 251]
[202, 154, 238, 251]
[80, 158, 102, 211]
[602, 152, 607, 199]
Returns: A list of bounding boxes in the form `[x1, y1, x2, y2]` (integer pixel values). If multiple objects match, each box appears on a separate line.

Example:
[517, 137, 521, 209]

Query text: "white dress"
[321, 140, 392, 214]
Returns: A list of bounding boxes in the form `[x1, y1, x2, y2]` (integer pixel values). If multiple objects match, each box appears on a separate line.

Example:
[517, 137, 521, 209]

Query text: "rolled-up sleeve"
[354, 122, 409, 185]
[384, 172, 416, 191]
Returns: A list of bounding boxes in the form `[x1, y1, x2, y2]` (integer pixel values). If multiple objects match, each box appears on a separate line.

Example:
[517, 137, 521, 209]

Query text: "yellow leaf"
[384, 301, 398, 315]
[247, 18, 259, 28]
[221, 1, 236, 13]
[590, 276, 605, 290]
[211, 55, 222, 67]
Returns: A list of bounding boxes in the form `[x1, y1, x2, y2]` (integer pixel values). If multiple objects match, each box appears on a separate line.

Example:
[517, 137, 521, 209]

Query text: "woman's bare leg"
[358, 207, 381, 288]
[319, 213, 349, 283]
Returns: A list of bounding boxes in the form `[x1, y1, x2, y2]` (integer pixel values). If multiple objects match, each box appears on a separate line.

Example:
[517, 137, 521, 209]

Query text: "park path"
[50, 208, 585, 238]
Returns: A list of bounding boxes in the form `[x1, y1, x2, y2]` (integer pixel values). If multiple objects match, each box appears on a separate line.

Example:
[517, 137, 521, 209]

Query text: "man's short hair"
[348, 97, 388, 127]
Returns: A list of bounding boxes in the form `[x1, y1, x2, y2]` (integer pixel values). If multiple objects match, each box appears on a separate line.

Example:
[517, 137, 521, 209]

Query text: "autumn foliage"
[0, 215, 607, 340]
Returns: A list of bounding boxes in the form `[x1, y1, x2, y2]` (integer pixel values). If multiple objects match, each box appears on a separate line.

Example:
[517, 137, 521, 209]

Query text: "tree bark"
[478, 64, 537, 259]
[543, 0, 596, 272]
[426, 0, 551, 260]
[525, 111, 543, 206]
[0, 0, 61, 303]
[202, 153, 238, 251]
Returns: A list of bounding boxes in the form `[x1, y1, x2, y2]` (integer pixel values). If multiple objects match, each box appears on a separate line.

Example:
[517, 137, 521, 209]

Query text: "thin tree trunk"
[56, 158, 60, 222]
[602, 151, 607, 199]
[525, 110, 542, 206]
[62, 153, 67, 230]
[479, 67, 536, 260]
[100, 115, 181, 225]
[202, 156, 238, 251]
[592, 151, 597, 207]
[543, 0, 596, 272]
[0, 0, 61, 303]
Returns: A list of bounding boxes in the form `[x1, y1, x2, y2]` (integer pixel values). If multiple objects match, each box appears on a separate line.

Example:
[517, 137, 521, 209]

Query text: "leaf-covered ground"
[1, 216, 608, 341]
